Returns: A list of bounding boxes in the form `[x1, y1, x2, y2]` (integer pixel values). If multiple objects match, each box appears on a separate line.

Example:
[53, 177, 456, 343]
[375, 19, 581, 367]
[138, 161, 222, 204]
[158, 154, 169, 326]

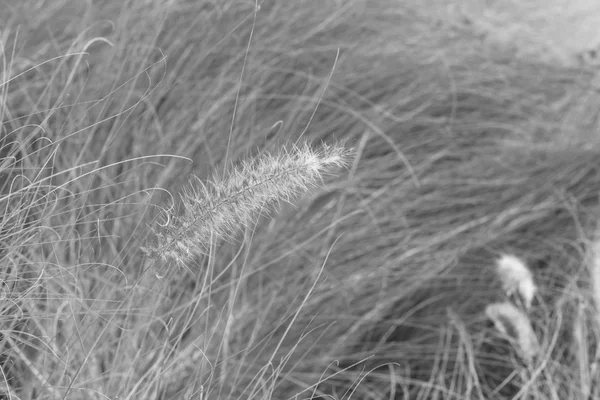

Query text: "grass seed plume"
[143, 142, 352, 266]
[486, 301, 541, 364]
[496, 253, 537, 310]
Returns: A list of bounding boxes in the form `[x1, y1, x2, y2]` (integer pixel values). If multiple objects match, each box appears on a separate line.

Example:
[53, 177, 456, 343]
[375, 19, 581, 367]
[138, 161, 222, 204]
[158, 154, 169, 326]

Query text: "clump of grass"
[143, 142, 352, 267]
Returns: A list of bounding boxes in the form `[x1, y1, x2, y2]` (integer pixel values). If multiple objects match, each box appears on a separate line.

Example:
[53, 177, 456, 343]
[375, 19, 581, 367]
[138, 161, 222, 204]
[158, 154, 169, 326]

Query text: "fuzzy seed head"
[142, 142, 353, 266]
[486, 301, 540, 364]
[496, 253, 537, 310]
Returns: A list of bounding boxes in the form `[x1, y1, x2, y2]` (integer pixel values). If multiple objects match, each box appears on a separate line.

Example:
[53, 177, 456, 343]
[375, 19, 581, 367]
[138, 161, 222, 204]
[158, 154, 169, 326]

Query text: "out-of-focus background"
[431, 0, 600, 65]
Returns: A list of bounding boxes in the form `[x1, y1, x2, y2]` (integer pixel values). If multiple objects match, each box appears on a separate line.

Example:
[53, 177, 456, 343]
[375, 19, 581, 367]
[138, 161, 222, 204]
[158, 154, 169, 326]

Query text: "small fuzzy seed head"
[496, 253, 537, 310]
[485, 301, 540, 364]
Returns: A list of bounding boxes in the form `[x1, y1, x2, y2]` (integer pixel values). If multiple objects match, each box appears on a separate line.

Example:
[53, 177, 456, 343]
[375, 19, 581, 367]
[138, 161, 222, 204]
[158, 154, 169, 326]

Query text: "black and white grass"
[3, 1, 600, 400]
[143, 142, 353, 267]
[495, 253, 537, 311]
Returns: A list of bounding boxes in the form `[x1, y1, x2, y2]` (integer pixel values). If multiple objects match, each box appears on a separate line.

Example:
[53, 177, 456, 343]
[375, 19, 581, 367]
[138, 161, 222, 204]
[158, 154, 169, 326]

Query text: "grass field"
[2, 1, 600, 399]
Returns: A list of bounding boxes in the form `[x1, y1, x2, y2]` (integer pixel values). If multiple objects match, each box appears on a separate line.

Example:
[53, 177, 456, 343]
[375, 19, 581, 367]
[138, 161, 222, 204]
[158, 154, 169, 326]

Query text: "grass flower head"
[486, 301, 540, 364]
[496, 253, 537, 310]
[143, 142, 353, 266]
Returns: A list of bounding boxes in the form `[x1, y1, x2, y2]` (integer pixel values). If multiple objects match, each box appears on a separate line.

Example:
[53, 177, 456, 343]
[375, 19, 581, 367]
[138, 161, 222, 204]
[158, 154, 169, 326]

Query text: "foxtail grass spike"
[143, 142, 353, 266]
[486, 301, 540, 364]
[496, 254, 537, 310]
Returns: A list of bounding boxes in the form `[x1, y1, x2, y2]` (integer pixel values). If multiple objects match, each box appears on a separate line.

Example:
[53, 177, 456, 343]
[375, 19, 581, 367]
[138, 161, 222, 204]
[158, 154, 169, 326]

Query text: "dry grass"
[1, 0, 600, 399]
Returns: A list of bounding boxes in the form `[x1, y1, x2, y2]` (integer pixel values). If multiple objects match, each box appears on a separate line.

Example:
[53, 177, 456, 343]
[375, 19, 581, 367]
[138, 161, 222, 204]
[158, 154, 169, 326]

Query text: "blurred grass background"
[2, 0, 600, 399]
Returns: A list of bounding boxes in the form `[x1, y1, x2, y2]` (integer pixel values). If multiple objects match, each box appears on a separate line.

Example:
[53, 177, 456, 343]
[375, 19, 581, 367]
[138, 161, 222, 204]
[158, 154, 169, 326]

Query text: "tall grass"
[2, 0, 600, 399]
